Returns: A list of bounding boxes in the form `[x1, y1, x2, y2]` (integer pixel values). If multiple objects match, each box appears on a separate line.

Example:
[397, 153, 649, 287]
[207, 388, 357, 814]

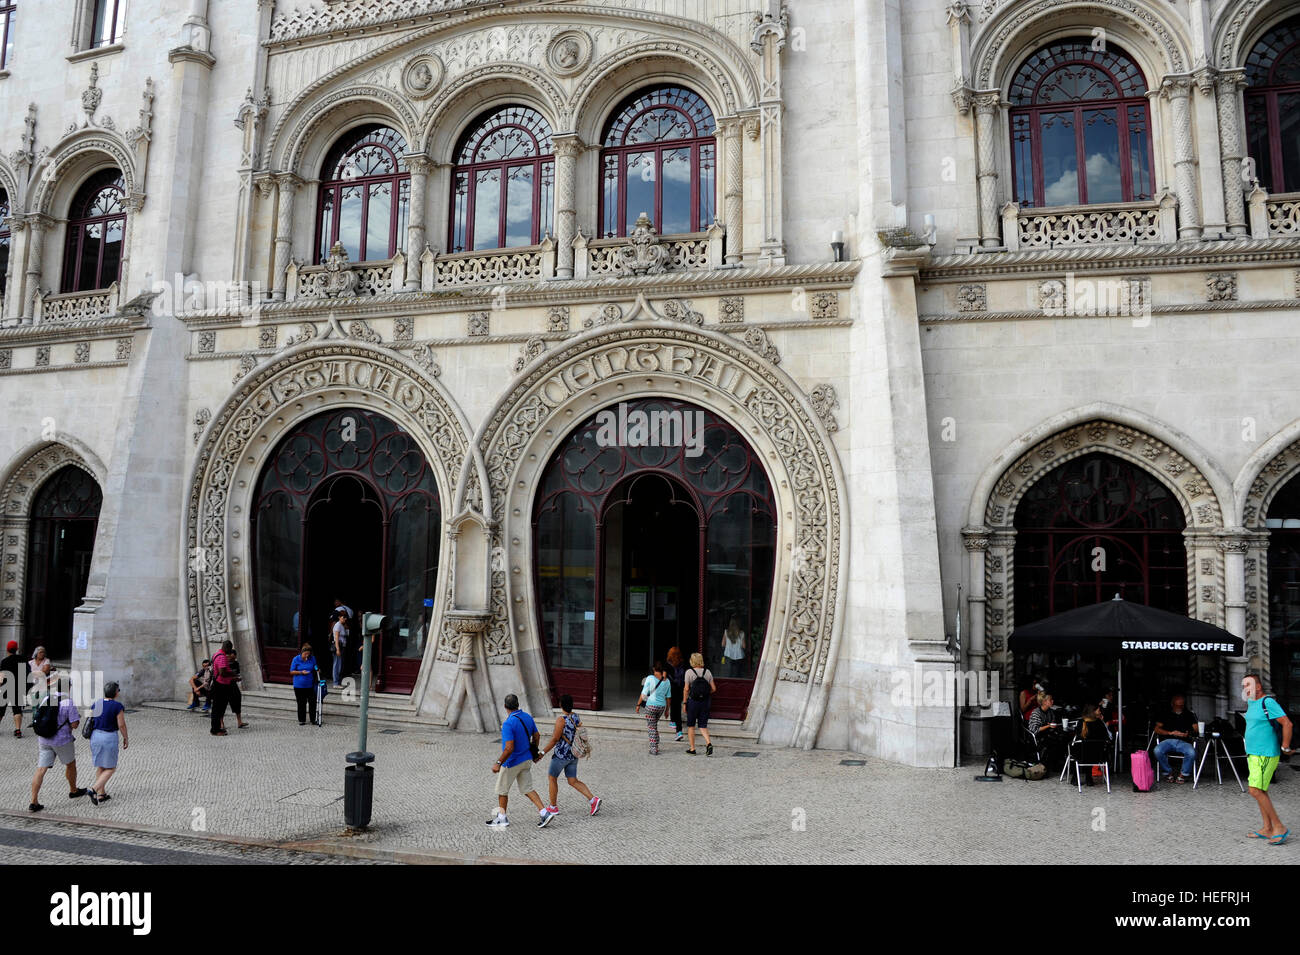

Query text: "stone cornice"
[0, 359, 129, 376]
[176, 261, 861, 327]
[0, 313, 149, 346]
[920, 238, 1300, 281]
[920, 298, 1300, 325]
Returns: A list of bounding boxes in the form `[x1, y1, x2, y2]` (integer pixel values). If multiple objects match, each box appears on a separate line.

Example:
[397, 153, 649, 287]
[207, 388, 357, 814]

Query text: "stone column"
[404, 154, 430, 291]
[552, 135, 582, 279]
[444, 609, 489, 732]
[962, 527, 990, 673]
[271, 173, 301, 301]
[23, 215, 46, 322]
[973, 91, 1002, 247]
[1160, 76, 1202, 240]
[118, 194, 144, 307]
[719, 118, 743, 265]
[3, 217, 24, 323]
[1216, 70, 1249, 236]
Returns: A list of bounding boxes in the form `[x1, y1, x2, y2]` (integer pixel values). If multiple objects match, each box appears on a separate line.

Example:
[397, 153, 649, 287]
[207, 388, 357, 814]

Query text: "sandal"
[1269, 828, 1290, 846]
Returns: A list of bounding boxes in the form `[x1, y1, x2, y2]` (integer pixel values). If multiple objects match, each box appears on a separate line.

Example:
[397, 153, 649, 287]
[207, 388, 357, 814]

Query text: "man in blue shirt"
[1241, 673, 1294, 845]
[488, 694, 548, 828]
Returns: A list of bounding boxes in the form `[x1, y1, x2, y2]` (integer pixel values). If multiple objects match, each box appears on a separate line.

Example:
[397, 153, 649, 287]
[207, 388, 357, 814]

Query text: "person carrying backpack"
[1241, 673, 1294, 845]
[538, 694, 601, 823]
[683, 652, 717, 756]
[27, 664, 88, 811]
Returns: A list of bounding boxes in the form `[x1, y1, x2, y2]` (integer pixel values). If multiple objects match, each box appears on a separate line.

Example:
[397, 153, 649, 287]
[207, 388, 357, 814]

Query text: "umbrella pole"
[1116, 659, 1124, 773]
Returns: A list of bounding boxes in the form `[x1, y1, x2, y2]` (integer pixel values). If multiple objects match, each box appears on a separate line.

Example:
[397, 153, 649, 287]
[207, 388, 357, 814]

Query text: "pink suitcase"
[1131, 751, 1155, 792]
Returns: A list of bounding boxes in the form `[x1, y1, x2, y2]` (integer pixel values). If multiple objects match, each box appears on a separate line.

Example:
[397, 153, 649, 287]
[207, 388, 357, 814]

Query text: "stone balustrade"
[36, 284, 119, 324]
[433, 241, 550, 288]
[1002, 199, 1174, 251]
[1258, 191, 1300, 238]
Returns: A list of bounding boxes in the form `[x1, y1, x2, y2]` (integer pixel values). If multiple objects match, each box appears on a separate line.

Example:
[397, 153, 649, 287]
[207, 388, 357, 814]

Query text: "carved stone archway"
[0, 442, 105, 650]
[474, 319, 846, 749]
[184, 343, 476, 699]
[965, 419, 1226, 682]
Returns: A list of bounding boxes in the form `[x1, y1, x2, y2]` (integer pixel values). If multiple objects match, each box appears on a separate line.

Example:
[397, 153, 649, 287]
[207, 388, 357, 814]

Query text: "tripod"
[1192, 732, 1246, 793]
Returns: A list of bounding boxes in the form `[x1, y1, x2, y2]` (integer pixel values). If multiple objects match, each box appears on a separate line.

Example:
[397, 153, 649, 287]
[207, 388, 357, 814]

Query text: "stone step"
[141, 687, 448, 729]
[565, 710, 758, 743]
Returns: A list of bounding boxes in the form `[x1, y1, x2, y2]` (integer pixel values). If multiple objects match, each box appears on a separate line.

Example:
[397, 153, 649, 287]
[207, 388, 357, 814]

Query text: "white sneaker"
[538, 807, 558, 828]
[485, 813, 510, 828]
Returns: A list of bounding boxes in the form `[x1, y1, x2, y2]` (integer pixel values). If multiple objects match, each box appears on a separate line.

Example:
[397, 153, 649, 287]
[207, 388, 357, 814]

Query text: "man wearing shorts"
[1241, 673, 1293, 845]
[28, 667, 88, 812]
[488, 694, 547, 828]
[538, 694, 601, 825]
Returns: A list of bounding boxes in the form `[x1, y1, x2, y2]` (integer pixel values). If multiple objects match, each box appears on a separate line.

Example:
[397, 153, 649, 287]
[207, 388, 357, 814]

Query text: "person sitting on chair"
[1028, 692, 1067, 770]
[1078, 703, 1110, 740]
[1153, 693, 1198, 784]
[1019, 677, 1046, 719]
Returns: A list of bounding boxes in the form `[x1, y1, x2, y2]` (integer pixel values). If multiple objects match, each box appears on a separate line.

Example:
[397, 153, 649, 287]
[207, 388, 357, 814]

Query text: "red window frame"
[314, 125, 410, 264]
[449, 105, 555, 253]
[61, 169, 126, 293]
[1009, 40, 1154, 208]
[0, 1, 16, 69]
[91, 0, 123, 48]
[598, 85, 717, 237]
[1244, 15, 1300, 194]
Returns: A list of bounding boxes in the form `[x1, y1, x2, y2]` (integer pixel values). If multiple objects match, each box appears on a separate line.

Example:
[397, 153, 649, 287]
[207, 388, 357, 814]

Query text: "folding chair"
[1062, 736, 1112, 793]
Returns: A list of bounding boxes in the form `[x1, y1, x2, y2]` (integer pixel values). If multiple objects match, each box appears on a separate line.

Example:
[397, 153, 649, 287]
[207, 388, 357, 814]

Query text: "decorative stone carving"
[719, 296, 744, 324]
[809, 292, 838, 320]
[347, 320, 382, 345]
[258, 327, 277, 350]
[81, 64, 103, 127]
[468, 312, 489, 337]
[197, 332, 216, 354]
[186, 348, 471, 655]
[401, 55, 444, 100]
[34, 347, 49, 367]
[1206, 272, 1237, 302]
[193, 408, 211, 445]
[74, 343, 90, 364]
[394, 316, 414, 341]
[513, 337, 547, 373]
[115, 338, 133, 361]
[956, 283, 987, 312]
[479, 326, 843, 694]
[0, 350, 10, 370]
[232, 353, 257, 383]
[283, 323, 317, 348]
[546, 306, 569, 333]
[546, 30, 592, 76]
[320, 243, 359, 298]
[618, 213, 670, 276]
[583, 304, 623, 329]
[810, 384, 840, 433]
[742, 326, 781, 365]
[125, 79, 155, 151]
[410, 343, 441, 378]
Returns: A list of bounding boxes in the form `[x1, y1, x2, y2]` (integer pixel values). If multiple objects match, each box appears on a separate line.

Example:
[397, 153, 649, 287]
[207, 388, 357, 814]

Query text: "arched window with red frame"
[0, 190, 10, 299]
[1245, 15, 1300, 194]
[600, 85, 717, 237]
[315, 124, 410, 264]
[61, 169, 125, 293]
[1010, 40, 1154, 208]
[450, 105, 555, 252]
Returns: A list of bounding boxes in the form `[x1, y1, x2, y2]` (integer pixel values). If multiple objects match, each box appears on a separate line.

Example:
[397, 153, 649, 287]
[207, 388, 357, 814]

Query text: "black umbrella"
[1008, 596, 1243, 764]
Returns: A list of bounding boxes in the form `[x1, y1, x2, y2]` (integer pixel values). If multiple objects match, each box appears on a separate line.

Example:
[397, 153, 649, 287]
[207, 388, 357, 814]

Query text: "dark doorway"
[304, 476, 382, 684]
[604, 474, 700, 710]
[23, 466, 102, 659]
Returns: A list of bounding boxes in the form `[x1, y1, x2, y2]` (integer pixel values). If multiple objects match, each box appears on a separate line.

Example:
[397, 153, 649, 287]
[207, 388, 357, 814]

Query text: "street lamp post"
[344, 612, 386, 829]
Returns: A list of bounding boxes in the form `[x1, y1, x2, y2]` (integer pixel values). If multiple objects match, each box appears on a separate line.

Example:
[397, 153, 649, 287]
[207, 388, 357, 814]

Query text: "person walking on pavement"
[87, 681, 127, 806]
[1242, 673, 1294, 845]
[28, 665, 87, 811]
[331, 611, 349, 687]
[539, 694, 601, 822]
[290, 643, 320, 726]
[2, 640, 25, 737]
[666, 646, 686, 741]
[635, 661, 672, 755]
[488, 694, 548, 828]
[218, 648, 249, 732]
[683, 652, 716, 756]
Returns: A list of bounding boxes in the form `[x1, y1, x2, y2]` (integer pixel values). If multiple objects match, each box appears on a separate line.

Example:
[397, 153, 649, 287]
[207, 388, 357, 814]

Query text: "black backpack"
[31, 695, 65, 739]
[688, 667, 711, 702]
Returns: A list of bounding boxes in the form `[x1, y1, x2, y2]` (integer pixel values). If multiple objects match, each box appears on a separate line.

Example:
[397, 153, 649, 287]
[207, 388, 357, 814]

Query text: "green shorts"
[1248, 754, 1280, 791]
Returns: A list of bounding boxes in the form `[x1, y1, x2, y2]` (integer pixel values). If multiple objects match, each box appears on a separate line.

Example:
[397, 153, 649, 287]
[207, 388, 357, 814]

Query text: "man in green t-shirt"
[1241, 674, 1294, 845]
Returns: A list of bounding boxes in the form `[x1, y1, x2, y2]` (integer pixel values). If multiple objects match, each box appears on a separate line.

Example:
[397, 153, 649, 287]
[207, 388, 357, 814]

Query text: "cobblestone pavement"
[0, 705, 1294, 864]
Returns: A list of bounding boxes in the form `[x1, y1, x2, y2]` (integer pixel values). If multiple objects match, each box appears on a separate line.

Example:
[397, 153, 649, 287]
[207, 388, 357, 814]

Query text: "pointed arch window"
[0, 1, 16, 68]
[61, 169, 125, 293]
[315, 124, 410, 264]
[0, 190, 10, 299]
[599, 85, 717, 237]
[450, 105, 555, 252]
[1009, 40, 1154, 207]
[1245, 15, 1300, 194]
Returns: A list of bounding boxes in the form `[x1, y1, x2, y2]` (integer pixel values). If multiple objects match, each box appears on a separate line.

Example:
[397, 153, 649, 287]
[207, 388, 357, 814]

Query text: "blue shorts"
[548, 753, 578, 778]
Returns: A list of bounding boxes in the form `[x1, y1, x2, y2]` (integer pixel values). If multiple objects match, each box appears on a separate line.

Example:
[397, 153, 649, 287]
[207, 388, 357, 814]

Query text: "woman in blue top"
[290, 643, 320, 726]
[1241, 673, 1294, 845]
[635, 661, 673, 755]
[88, 682, 127, 807]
